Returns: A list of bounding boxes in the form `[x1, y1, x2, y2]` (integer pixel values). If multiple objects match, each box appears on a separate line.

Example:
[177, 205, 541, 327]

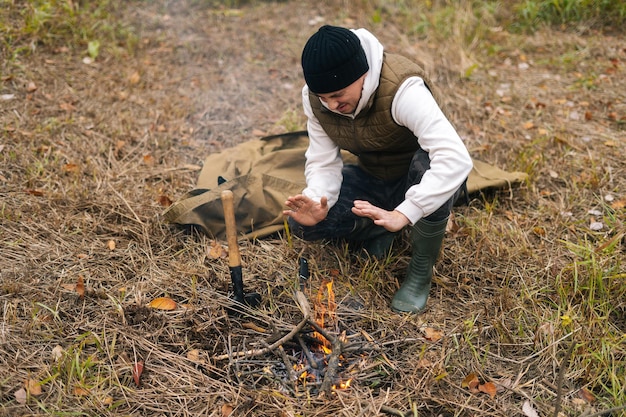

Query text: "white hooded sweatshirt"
[301, 28, 473, 225]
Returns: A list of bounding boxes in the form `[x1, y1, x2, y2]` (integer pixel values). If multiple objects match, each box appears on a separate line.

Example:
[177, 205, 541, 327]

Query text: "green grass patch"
[1, 0, 139, 63]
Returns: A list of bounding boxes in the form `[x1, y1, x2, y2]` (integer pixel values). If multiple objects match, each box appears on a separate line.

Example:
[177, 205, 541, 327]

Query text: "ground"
[1, 1, 625, 416]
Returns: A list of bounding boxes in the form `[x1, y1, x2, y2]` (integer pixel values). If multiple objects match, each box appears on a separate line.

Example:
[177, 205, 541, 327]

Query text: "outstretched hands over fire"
[352, 200, 410, 232]
[283, 194, 329, 226]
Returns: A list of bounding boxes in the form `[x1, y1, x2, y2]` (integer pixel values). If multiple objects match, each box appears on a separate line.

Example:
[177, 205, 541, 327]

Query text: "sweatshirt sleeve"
[391, 77, 473, 224]
[300, 86, 344, 207]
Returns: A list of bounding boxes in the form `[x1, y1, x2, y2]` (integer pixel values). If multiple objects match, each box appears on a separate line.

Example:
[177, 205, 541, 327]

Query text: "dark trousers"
[289, 148, 463, 242]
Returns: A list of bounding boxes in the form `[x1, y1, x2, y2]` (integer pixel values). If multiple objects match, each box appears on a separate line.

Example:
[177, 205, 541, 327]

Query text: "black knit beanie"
[301, 25, 369, 94]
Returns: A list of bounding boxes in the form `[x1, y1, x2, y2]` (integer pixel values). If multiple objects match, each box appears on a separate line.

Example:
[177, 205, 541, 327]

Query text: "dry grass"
[1, 1, 624, 416]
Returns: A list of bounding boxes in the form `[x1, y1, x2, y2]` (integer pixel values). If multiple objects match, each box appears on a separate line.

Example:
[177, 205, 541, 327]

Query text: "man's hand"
[352, 200, 410, 232]
[283, 194, 329, 226]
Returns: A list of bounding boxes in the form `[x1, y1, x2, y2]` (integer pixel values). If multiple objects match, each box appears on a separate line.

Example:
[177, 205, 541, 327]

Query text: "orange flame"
[333, 378, 352, 390]
[313, 278, 336, 350]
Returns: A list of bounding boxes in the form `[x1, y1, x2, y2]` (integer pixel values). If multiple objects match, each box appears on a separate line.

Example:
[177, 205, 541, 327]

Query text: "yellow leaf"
[73, 387, 90, 396]
[461, 373, 479, 389]
[560, 315, 572, 327]
[434, 371, 448, 381]
[148, 297, 177, 310]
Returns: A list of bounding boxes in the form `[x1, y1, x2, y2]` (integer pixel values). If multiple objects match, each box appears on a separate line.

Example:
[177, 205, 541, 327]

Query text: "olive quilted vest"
[309, 53, 439, 180]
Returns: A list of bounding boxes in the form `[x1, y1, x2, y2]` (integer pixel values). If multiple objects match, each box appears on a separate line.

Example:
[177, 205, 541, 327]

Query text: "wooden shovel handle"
[220, 190, 241, 268]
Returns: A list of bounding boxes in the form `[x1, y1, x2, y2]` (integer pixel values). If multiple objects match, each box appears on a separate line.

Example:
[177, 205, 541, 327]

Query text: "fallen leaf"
[107, 240, 116, 251]
[187, 349, 202, 363]
[432, 371, 447, 381]
[522, 121, 534, 129]
[114, 140, 126, 156]
[222, 403, 234, 417]
[536, 322, 554, 337]
[589, 221, 604, 231]
[26, 82, 37, 92]
[578, 387, 595, 403]
[14, 388, 27, 404]
[148, 297, 177, 310]
[25, 379, 42, 396]
[25, 189, 44, 196]
[479, 381, 497, 399]
[73, 386, 90, 396]
[446, 213, 460, 233]
[207, 240, 227, 259]
[103, 396, 113, 405]
[158, 195, 173, 207]
[462, 373, 480, 390]
[522, 400, 540, 417]
[132, 361, 143, 387]
[52, 345, 64, 361]
[143, 154, 155, 166]
[423, 327, 444, 342]
[59, 102, 76, 112]
[610, 199, 625, 210]
[495, 377, 513, 392]
[417, 358, 432, 368]
[62, 163, 80, 174]
[129, 71, 141, 85]
[76, 275, 85, 298]
[242, 322, 267, 333]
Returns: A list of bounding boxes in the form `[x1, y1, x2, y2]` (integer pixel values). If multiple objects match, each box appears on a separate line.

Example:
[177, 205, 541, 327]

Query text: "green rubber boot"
[391, 216, 448, 313]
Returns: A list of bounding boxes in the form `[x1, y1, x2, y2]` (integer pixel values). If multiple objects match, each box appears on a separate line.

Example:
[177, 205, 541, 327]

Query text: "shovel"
[220, 190, 262, 312]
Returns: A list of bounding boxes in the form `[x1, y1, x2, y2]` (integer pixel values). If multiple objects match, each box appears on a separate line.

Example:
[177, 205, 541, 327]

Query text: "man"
[283, 25, 473, 313]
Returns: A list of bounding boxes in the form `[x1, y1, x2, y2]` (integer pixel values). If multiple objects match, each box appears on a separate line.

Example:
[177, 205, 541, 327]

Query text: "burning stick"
[296, 292, 347, 397]
[297, 334, 319, 369]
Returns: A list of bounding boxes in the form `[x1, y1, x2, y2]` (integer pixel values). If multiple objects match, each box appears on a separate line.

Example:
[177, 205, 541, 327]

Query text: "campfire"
[291, 277, 353, 394]
[213, 273, 363, 397]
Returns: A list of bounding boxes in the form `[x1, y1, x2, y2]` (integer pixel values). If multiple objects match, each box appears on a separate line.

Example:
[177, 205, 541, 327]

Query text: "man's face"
[315, 74, 366, 115]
